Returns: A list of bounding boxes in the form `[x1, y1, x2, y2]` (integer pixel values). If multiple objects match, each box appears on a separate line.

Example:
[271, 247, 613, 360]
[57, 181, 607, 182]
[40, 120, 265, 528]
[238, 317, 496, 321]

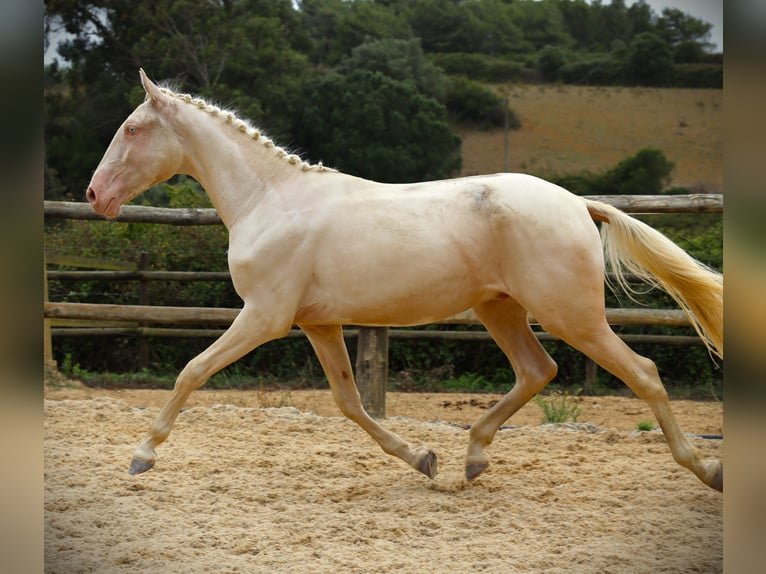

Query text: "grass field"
[459, 84, 723, 193]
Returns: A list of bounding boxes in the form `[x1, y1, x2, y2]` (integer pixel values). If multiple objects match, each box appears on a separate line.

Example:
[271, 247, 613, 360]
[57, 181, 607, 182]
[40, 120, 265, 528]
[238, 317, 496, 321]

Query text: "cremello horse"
[87, 70, 723, 491]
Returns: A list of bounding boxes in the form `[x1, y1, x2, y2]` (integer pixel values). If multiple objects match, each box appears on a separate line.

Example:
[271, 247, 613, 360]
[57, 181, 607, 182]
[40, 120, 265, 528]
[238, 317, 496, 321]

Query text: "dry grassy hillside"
[459, 84, 723, 193]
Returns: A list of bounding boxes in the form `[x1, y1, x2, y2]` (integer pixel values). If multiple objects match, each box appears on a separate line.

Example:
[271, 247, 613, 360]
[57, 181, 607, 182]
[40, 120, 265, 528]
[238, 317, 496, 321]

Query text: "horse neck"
[176, 108, 301, 229]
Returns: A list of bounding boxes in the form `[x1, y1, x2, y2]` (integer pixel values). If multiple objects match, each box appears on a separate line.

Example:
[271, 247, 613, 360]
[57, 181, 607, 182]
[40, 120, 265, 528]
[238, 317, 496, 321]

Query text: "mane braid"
[159, 87, 334, 173]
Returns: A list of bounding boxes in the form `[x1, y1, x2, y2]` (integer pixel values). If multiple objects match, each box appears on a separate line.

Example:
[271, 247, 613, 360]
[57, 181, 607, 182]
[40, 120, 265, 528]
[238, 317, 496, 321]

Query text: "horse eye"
[126, 125, 137, 135]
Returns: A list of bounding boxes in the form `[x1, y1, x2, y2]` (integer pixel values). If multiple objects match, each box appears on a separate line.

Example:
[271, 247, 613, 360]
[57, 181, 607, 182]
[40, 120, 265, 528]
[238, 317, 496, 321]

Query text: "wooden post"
[43, 253, 56, 370]
[584, 358, 597, 395]
[137, 252, 150, 370]
[355, 326, 388, 419]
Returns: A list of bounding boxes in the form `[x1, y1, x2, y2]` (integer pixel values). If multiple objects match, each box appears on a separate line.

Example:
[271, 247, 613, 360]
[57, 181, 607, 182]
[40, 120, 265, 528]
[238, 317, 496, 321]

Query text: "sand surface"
[45, 383, 722, 573]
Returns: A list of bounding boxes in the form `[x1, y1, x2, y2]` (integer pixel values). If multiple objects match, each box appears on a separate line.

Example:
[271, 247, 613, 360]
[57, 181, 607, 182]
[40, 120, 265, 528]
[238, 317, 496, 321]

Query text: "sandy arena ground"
[45, 383, 722, 573]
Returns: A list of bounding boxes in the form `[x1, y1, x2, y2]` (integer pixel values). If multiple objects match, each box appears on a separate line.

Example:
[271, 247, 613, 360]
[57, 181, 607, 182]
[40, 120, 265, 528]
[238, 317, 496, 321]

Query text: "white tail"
[586, 199, 723, 359]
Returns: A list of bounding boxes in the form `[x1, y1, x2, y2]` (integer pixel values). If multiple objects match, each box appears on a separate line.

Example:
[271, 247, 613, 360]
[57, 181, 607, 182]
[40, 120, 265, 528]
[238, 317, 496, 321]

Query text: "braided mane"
[158, 86, 335, 173]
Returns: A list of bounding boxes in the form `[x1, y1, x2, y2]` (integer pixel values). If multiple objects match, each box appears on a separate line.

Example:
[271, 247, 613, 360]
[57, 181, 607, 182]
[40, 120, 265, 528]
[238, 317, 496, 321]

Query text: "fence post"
[355, 326, 388, 419]
[137, 252, 150, 370]
[43, 253, 56, 370]
[584, 358, 597, 395]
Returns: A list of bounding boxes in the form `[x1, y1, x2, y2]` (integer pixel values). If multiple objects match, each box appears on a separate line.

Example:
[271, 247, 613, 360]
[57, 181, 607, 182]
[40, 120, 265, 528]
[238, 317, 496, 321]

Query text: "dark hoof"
[710, 464, 723, 492]
[465, 461, 489, 481]
[129, 457, 155, 475]
[416, 450, 438, 479]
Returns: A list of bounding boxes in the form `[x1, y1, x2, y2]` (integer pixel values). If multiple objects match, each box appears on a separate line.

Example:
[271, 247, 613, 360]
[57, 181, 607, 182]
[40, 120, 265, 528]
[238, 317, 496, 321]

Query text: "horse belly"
[295, 252, 502, 327]
[295, 288, 486, 327]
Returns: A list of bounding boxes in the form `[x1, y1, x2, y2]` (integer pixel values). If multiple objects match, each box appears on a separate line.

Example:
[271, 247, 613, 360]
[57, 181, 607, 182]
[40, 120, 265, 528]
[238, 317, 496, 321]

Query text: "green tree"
[624, 32, 674, 86]
[298, 69, 461, 182]
[538, 44, 566, 82]
[511, 0, 571, 51]
[656, 7, 714, 51]
[300, 0, 412, 65]
[410, 0, 483, 53]
[338, 37, 447, 102]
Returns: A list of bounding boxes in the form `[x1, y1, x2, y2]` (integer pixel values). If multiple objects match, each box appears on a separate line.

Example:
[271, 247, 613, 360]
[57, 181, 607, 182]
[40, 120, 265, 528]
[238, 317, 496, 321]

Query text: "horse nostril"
[86, 187, 97, 204]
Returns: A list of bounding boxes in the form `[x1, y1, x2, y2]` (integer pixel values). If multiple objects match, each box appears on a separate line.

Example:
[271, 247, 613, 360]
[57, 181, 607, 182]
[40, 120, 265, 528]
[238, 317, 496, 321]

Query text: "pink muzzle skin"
[86, 184, 121, 219]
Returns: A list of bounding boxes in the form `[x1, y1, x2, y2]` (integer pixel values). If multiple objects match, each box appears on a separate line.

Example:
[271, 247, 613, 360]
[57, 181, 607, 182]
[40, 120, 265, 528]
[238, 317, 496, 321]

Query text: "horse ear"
[139, 69, 167, 106]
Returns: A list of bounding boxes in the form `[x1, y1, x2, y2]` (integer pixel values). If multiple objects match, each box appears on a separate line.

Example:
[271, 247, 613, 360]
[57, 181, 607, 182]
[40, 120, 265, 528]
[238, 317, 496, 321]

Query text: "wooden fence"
[44, 195, 722, 416]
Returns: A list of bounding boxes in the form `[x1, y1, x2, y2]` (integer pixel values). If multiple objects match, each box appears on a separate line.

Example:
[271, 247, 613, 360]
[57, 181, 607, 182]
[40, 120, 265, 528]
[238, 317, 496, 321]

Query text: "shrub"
[637, 420, 655, 432]
[670, 63, 723, 88]
[538, 45, 566, 82]
[429, 52, 527, 83]
[535, 392, 582, 424]
[446, 76, 520, 130]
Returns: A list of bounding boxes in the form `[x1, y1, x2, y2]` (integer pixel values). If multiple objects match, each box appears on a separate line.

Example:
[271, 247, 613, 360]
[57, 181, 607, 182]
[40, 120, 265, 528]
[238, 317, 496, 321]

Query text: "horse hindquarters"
[513, 204, 723, 491]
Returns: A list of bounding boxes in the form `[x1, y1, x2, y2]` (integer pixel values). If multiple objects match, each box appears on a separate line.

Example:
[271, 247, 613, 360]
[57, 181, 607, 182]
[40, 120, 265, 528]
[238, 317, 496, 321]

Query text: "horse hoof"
[710, 463, 723, 492]
[465, 461, 489, 481]
[129, 457, 155, 475]
[416, 450, 438, 479]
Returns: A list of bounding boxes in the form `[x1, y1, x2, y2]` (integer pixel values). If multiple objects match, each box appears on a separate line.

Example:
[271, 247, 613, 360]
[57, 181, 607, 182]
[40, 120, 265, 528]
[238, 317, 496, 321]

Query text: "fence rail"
[44, 301, 692, 328]
[44, 194, 723, 225]
[44, 195, 722, 415]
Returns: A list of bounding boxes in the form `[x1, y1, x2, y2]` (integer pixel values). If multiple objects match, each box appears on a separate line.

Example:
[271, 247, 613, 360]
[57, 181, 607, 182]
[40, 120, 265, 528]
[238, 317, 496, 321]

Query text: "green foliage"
[445, 77, 519, 130]
[428, 53, 529, 83]
[538, 45, 566, 82]
[557, 53, 625, 86]
[301, 0, 412, 65]
[670, 63, 723, 89]
[298, 69, 461, 182]
[624, 32, 674, 86]
[535, 392, 582, 424]
[338, 37, 447, 103]
[552, 147, 674, 196]
[637, 420, 655, 432]
[601, 147, 675, 195]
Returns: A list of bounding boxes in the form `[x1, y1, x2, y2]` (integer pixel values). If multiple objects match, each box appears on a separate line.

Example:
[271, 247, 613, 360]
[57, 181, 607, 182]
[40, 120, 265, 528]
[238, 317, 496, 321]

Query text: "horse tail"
[585, 199, 723, 359]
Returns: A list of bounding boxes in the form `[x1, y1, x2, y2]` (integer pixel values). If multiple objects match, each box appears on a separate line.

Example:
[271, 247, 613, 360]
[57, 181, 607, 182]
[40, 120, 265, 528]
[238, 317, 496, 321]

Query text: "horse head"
[86, 69, 184, 218]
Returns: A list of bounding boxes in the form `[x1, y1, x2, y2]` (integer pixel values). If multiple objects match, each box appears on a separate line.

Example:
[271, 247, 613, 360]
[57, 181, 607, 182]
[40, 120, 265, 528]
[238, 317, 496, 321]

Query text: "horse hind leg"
[465, 297, 558, 481]
[542, 314, 723, 492]
[301, 324, 437, 479]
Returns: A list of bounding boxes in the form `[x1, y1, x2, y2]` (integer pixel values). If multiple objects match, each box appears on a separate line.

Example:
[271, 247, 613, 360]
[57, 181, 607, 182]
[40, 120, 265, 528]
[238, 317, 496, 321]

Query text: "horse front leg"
[129, 306, 289, 474]
[300, 324, 437, 479]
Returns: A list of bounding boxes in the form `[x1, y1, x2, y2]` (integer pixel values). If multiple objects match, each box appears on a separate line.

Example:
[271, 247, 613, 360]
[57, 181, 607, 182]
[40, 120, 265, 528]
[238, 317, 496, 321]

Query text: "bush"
[535, 392, 582, 424]
[538, 45, 566, 82]
[429, 52, 527, 83]
[670, 63, 723, 88]
[551, 147, 674, 196]
[446, 76, 520, 130]
[624, 32, 674, 86]
[558, 56, 624, 85]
